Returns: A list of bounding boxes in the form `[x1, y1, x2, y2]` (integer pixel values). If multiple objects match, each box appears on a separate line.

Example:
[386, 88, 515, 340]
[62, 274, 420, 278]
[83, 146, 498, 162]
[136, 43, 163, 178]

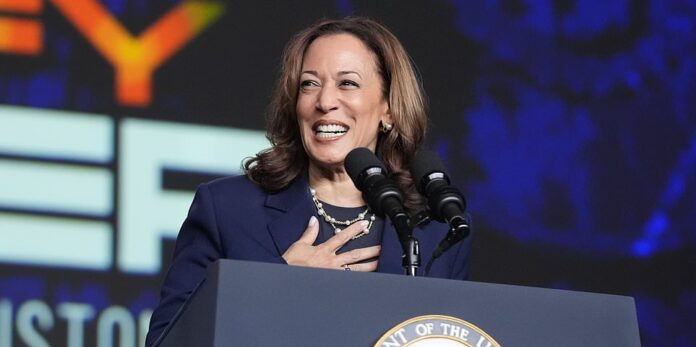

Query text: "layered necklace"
[310, 187, 376, 240]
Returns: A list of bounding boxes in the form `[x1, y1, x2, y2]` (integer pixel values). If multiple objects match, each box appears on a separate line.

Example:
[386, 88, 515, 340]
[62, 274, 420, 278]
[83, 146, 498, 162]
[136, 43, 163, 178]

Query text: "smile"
[313, 123, 348, 139]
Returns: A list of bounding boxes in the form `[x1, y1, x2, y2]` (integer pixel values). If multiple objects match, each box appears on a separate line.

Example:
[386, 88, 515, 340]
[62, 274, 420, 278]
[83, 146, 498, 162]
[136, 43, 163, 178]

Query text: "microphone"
[345, 147, 419, 275]
[410, 150, 470, 259]
[344, 147, 407, 224]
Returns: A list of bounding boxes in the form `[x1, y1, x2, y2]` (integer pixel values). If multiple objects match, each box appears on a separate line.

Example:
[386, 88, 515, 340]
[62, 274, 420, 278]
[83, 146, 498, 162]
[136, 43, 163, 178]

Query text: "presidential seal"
[374, 315, 501, 347]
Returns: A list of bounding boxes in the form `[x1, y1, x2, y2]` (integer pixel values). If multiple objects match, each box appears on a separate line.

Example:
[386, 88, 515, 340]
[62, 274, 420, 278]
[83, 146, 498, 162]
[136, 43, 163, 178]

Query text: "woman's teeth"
[315, 124, 347, 138]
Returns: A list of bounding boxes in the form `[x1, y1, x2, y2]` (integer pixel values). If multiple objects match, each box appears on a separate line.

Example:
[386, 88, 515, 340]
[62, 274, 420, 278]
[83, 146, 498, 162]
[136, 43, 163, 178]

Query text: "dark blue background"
[0, 0, 694, 345]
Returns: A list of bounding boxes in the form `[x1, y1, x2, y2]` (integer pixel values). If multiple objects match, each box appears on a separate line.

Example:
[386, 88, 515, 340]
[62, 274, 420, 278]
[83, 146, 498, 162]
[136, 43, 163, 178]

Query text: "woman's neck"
[308, 163, 365, 207]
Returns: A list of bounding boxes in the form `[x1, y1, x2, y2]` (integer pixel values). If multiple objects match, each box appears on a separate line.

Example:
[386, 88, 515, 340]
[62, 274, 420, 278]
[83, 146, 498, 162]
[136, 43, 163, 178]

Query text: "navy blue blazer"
[146, 174, 473, 346]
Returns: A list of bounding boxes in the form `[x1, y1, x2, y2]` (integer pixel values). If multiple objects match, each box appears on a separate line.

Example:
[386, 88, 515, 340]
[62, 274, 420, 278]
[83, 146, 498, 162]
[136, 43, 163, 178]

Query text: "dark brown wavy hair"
[243, 17, 428, 210]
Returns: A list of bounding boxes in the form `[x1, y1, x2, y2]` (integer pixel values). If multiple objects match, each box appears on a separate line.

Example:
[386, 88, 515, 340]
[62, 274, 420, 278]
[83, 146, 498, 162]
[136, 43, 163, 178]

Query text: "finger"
[343, 260, 378, 272]
[335, 245, 381, 265]
[324, 220, 369, 251]
[297, 216, 320, 244]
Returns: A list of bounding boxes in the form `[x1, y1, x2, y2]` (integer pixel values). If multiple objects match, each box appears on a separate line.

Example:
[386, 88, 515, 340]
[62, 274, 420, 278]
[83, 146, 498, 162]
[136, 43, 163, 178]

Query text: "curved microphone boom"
[410, 150, 470, 259]
[345, 147, 419, 276]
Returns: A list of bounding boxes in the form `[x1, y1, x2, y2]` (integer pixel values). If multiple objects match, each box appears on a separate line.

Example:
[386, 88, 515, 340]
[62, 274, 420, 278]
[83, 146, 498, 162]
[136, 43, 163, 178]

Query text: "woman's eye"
[339, 80, 359, 88]
[300, 80, 319, 88]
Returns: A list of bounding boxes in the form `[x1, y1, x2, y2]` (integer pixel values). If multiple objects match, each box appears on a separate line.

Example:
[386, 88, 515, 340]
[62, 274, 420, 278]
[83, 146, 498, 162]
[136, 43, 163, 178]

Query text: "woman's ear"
[381, 106, 393, 127]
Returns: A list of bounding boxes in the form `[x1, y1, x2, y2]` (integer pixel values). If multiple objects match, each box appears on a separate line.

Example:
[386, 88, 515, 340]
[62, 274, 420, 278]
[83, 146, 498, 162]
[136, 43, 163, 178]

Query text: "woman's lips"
[313, 122, 348, 140]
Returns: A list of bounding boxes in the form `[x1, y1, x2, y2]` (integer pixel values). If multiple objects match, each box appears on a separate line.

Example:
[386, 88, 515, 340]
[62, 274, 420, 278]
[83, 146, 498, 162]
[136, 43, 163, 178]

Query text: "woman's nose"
[315, 85, 339, 113]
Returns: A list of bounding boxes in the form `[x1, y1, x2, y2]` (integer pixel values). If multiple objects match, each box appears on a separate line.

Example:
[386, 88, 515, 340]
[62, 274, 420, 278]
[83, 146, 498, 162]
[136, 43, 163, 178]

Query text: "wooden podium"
[156, 259, 640, 346]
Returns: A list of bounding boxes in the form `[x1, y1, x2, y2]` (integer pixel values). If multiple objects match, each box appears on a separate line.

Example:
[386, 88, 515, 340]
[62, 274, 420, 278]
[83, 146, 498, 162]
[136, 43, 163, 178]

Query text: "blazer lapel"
[265, 174, 316, 256]
[264, 173, 408, 275]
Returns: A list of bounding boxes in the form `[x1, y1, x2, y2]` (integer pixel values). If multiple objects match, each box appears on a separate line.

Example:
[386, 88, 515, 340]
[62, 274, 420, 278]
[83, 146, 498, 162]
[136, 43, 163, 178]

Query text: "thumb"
[297, 216, 319, 244]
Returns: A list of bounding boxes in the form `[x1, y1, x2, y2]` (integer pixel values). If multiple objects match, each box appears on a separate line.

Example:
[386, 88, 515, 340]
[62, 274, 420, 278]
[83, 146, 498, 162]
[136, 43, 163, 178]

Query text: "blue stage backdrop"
[0, 0, 694, 346]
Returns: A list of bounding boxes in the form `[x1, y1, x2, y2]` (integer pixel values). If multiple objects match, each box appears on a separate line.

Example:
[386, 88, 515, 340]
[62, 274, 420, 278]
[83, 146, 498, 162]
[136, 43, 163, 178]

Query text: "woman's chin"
[306, 135, 377, 170]
[308, 149, 352, 171]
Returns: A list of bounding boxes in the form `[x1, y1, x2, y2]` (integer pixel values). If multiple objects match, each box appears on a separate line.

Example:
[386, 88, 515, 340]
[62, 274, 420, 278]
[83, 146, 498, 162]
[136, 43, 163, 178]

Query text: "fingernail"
[360, 220, 369, 228]
[308, 216, 317, 226]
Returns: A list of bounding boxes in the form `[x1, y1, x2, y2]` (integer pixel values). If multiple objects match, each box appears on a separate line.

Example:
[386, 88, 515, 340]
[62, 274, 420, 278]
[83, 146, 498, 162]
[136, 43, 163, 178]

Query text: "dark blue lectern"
[157, 259, 640, 346]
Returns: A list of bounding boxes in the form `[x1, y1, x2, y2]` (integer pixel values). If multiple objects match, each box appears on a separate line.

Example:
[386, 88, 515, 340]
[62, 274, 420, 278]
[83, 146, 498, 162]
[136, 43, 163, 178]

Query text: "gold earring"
[380, 122, 393, 133]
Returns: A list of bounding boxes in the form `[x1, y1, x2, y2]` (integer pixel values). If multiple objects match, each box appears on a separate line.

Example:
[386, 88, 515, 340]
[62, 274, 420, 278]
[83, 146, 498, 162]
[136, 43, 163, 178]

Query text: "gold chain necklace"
[309, 187, 376, 240]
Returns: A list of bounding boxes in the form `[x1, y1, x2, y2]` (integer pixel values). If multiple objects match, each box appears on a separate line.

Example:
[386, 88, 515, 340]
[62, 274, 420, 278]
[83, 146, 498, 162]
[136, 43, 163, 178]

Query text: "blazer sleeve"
[146, 183, 223, 346]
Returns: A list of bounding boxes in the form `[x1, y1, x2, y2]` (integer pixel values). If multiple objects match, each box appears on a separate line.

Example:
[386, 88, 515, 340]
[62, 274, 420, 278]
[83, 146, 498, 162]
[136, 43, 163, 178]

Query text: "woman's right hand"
[282, 216, 381, 272]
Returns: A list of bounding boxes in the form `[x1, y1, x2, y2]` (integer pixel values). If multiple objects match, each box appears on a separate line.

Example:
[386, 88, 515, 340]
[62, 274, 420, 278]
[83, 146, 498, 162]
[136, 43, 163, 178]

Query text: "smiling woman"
[145, 17, 473, 347]
[296, 33, 390, 173]
[245, 17, 427, 210]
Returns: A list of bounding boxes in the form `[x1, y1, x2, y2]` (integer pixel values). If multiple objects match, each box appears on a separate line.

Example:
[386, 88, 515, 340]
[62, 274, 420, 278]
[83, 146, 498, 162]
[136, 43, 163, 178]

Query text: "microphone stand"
[404, 237, 420, 276]
[388, 208, 420, 276]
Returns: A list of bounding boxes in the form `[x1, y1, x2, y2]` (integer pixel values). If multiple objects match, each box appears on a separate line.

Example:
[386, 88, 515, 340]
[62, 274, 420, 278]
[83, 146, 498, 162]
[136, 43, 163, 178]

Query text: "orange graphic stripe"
[0, 17, 42, 55]
[49, 0, 225, 107]
[141, 2, 223, 67]
[0, 0, 42, 14]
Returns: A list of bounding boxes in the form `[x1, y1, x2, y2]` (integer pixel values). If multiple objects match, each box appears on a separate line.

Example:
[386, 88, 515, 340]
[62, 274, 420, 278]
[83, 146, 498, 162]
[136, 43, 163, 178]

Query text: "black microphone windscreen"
[344, 147, 385, 186]
[410, 150, 450, 191]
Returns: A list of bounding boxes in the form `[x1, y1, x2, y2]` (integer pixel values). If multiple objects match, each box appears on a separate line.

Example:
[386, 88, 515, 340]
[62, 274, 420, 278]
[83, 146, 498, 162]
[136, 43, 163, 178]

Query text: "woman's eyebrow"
[338, 70, 362, 78]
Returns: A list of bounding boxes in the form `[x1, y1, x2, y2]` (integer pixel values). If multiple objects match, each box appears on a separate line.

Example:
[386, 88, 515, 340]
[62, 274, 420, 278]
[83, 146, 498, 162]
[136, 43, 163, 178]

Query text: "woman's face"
[296, 33, 390, 171]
